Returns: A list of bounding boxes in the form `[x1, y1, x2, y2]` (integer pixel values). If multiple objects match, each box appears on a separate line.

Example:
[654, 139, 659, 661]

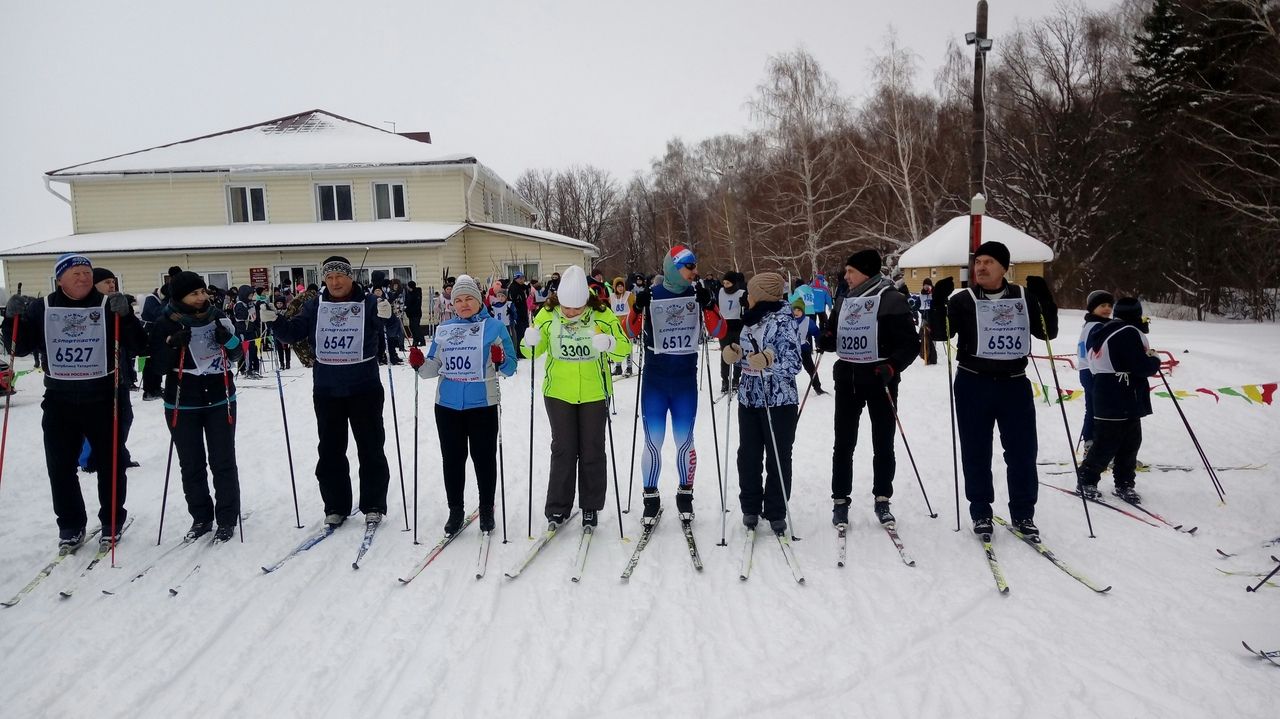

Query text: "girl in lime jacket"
[520, 266, 631, 529]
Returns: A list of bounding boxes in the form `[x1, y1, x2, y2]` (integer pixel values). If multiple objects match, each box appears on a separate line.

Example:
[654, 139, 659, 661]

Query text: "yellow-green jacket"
[521, 306, 632, 404]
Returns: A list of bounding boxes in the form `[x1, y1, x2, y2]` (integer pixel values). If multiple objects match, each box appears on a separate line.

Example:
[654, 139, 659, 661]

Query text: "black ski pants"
[169, 404, 240, 527]
[42, 393, 129, 534]
[737, 403, 798, 521]
[830, 362, 898, 501]
[435, 404, 499, 511]
[312, 388, 390, 516]
[954, 370, 1038, 523]
[1079, 418, 1143, 490]
[408, 314, 424, 346]
[544, 397, 607, 519]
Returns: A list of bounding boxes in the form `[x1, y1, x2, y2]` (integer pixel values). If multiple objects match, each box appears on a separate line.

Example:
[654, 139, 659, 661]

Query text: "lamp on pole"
[964, 0, 993, 287]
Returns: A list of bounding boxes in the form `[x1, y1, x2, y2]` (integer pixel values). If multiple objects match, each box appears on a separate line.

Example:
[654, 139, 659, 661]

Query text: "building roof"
[0, 221, 598, 259]
[0, 222, 468, 258]
[47, 110, 475, 177]
[898, 215, 1055, 268]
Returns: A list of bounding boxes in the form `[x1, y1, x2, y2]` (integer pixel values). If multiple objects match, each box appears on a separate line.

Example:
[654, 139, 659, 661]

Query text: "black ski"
[681, 516, 703, 571]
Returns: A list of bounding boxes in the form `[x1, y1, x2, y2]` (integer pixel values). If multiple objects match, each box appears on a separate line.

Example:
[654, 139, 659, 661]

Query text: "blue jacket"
[418, 308, 517, 410]
[269, 285, 383, 397]
[736, 304, 803, 408]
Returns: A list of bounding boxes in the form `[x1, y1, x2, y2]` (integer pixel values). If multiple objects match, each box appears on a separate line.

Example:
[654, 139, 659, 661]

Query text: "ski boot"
[1012, 517, 1040, 542]
[213, 524, 235, 543]
[721, 379, 730, 394]
[641, 490, 661, 526]
[58, 527, 86, 553]
[676, 487, 694, 521]
[873, 496, 894, 526]
[100, 518, 128, 548]
[185, 521, 213, 542]
[324, 513, 346, 529]
[365, 511, 384, 526]
[831, 497, 850, 527]
[742, 513, 759, 529]
[443, 508, 465, 536]
[972, 517, 993, 536]
[1113, 486, 1142, 504]
[583, 510, 598, 527]
[769, 518, 788, 536]
[479, 506, 496, 532]
[1077, 483, 1102, 501]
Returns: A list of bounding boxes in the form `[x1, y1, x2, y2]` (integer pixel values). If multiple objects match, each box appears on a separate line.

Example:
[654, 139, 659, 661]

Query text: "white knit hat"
[557, 265, 590, 308]
[452, 274, 483, 303]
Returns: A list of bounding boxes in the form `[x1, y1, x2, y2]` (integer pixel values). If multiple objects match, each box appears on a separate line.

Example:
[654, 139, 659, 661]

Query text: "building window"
[228, 186, 267, 223]
[355, 266, 414, 286]
[911, 269, 918, 278]
[317, 184, 354, 221]
[194, 271, 232, 293]
[373, 182, 406, 220]
[504, 262, 539, 280]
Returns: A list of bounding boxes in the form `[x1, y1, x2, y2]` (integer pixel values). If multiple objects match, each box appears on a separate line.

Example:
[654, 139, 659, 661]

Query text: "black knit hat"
[1113, 296, 1149, 333]
[1086, 290, 1115, 313]
[974, 241, 1011, 269]
[167, 265, 183, 278]
[92, 267, 117, 285]
[845, 249, 882, 278]
[170, 271, 207, 303]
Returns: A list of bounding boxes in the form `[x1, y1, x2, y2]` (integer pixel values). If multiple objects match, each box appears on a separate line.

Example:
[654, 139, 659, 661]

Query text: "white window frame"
[190, 270, 233, 293]
[315, 183, 355, 222]
[354, 266, 416, 286]
[273, 265, 320, 291]
[227, 184, 268, 224]
[501, 261, 539, 281]
[371, 181, 409, 221]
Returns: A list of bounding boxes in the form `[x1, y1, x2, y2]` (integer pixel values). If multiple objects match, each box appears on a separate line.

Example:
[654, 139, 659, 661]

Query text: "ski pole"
[943, 313, 961, 532]
[596, 351, 626, 541]
[412, 366, 420, 544]
[699, 312, 725, 524]
[880, 379, 937, 518]
[1246, 556, 1280, 593]
[274, 359, 302, 529]
[527, 338, 536, 539]
[1029, 353, 1052, 407]
[0, 314, 19, 496]
[109, 314, 122, 567]
[1039, 314, 1096, 538]
[157, 347, 187, 545]
[384, 329, 410, 531]
[625, 312, 645, 513]
[719, 369, 734, 547]
[1157, 371, 1226, 502]
[496, 376, 508, 543]
[747, 335, 797, 541]
[796, 350, 824, 420]
[218, 347, 245, 543]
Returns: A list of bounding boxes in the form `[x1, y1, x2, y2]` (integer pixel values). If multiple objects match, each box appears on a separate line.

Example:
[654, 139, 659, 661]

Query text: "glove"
[1024, 275, 1054, 308]
[591, 333, 616, 353]
[214, 323, 233, 347]
[746, 348, 775, 372]
[408, 346, 426, 369]
[107, 292, 133, 317]
[258, 305, 278, 323]
[5, 295, 30, 316]
[522, 326, 542, 347]
[932, 277, 954, 302]
[168, 328, 192, 348]
[490, 343, 505, 366]
[631, 289, 651, 314]
[721, 343, 743, 366]
[695, 283, 712, 308]
[874, 363, 896, 381]
[376, 298, 393, 319]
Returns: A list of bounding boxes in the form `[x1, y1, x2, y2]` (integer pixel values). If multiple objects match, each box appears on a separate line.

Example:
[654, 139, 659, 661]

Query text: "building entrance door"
[276, 265, 318, 292]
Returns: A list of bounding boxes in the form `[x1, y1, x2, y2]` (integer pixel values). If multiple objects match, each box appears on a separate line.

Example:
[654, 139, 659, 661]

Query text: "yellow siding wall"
[462, 229, 591, 281]
[69, 169, 472, 234]
[902, 262, 1045, 293]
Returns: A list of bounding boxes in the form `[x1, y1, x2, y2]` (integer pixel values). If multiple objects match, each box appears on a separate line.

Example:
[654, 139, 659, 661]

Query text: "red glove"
[490, 344, 505, 367]
[408, 346, 425, 370]
[874, 363, 896, 381]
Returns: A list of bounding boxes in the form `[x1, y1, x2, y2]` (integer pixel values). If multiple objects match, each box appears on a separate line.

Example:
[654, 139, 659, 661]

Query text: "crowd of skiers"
[1, 240, 1171, 560]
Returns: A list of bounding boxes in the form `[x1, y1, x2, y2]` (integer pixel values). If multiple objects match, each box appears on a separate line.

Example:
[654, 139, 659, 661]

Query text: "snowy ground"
[0, 310, 1277, 717]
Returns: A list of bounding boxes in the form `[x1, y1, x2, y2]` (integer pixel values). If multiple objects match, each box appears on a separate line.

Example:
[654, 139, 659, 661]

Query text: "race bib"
[739, 324, 763, 376]
[719, 290, 743, 320]
[611, 293, 630, 316]
[44, 300, 108, 380]
[315, 301, 367, 365]
[650, 296, 699, 355]
[188, 320, 231, 375]
[973, 292, 1031, 360]
[552, 318, 597, 362]
[836, 294, 881, 363]
[435, 323, 486, 382]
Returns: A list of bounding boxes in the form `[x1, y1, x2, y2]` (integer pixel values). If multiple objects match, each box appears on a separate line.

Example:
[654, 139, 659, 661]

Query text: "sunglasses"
[681, 263, 697, 270]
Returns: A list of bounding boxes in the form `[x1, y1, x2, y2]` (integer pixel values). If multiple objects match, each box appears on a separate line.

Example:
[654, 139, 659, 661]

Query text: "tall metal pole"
[966, 1, 990, 289]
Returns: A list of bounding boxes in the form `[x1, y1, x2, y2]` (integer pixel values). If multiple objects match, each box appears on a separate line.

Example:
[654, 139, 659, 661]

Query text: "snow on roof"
[0, 221, 467, 258]
[471, 222, 598, 254]
[47, 110, 475, 177]
[898, 215, 1055, 267]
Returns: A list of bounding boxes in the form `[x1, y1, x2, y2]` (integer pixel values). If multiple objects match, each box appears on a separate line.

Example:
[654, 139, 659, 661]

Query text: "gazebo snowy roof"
[46, 109, 474, 177]
[899, 215, 1054, 268]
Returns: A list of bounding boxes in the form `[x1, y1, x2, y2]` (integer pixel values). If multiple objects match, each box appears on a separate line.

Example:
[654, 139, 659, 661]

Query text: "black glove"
[632, 289, 651, 314]
[932, 277, 954, 302]
[874, 363, 896, 382]
[1024, 275, 1055, 308]
[107, 292, 133, 317]
[214, 323, 233, 346]
[169, 328, 192, 348]
[5, 295, 30, 317]
[695, 283, 712, 309]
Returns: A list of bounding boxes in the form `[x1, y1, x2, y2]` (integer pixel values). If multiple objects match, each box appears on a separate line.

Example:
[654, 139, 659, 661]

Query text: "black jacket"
[1087, 320, 1162, 420]
[270, 284, 383, 397]
[928, 281, 1058, 377]
[12, 289, 147, 402]
[818, 275, 919, 381]
[148, 303, 244, 409]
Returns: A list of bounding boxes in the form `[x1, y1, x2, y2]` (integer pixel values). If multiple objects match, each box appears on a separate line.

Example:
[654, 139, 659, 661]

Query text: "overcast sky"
[0, 0, 1122, 256]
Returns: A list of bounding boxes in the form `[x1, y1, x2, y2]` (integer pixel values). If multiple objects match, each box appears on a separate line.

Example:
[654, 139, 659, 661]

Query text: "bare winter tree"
[749, 48, 870, 278]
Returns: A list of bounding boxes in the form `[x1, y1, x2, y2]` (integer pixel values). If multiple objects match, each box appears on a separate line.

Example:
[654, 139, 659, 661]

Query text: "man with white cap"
[263, 255, 394, 529]
[8, 253, 147, 549]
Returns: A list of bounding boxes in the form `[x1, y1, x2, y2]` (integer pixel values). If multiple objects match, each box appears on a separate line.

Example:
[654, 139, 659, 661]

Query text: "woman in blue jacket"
[409, 275, 517, 535]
